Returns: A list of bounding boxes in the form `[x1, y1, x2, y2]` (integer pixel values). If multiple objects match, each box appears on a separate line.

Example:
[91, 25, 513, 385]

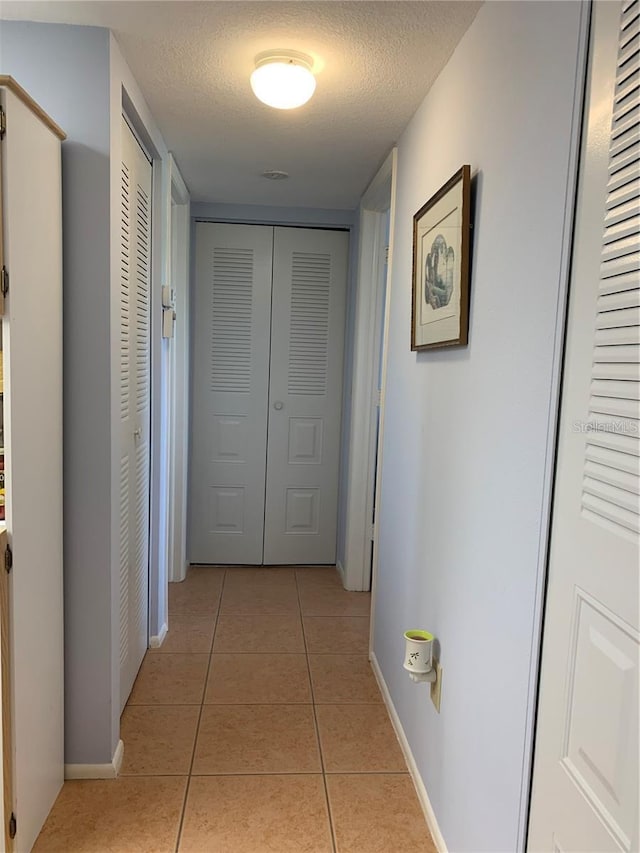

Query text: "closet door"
[119, 117, 152, 710]
[264, 227, 349, 564]
[189, 223, 273, 564]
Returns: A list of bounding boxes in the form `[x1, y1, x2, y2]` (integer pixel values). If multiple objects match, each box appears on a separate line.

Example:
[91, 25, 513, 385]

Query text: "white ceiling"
[0, 1, 480, 209]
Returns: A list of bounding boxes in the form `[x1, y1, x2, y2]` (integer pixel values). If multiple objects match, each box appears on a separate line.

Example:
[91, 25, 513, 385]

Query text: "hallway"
[33, 566, 436, 852]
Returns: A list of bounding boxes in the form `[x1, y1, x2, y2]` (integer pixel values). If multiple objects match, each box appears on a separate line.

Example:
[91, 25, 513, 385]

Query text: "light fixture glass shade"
[250, 52, 316, 110]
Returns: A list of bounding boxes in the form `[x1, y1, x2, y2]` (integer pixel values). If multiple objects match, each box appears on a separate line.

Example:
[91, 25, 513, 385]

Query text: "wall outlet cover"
[430, 660, 443, 713]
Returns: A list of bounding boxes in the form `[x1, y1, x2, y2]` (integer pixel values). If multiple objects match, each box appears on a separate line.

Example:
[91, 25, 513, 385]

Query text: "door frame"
[116, 86, 165, 664]
[342, 149, 397, 591]
[526, 2, 635, 847]
[187, 204, 356, 567]
[167, 156, 190, 583]
[515, 4, 590, 844]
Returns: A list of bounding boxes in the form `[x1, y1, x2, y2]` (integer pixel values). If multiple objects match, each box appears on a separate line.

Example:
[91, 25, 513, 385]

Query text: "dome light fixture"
[250, 50, 316, 110]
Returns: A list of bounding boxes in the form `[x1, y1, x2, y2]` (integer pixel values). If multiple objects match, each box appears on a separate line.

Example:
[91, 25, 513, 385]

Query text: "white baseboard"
[336, 559, 346, 586]
[370, 652, 448, 853]
[64, 739, 124, 780]
[149, 622, 168, 648]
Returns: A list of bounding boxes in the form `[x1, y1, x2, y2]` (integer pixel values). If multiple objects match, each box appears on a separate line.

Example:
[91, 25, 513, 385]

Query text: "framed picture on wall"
[411, 165, 471, 350]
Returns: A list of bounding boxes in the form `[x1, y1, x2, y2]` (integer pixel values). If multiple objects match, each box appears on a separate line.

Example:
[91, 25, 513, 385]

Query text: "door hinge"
[8, 812, 16, 840]
[0, 266, 8, 298]
[5, 544, 13, 574]
[0, 106, 6, 139]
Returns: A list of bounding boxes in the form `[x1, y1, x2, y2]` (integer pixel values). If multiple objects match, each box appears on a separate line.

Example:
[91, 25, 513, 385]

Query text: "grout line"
[173, 567, 227, 853]
[295, 570, 338, 853]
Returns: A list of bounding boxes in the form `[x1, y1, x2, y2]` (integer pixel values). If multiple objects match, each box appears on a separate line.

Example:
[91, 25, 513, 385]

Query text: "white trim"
[65, 740, 124, 780]
[343, 150, 395, 591]
[336, 558, 346, 586]
[149, 622, 168, 649]
[167, 155, 190, 583]
[369, 148, 398, 650]
[519, 5, 591, 847]
[370, 652, 447, 853]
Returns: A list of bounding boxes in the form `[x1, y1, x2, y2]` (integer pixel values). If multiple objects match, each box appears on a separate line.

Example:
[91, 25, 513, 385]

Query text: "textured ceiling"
[0, 1, 481, 208]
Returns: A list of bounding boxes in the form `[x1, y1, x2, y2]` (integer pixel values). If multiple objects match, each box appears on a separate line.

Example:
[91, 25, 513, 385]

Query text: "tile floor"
[34, 566, 436, 853]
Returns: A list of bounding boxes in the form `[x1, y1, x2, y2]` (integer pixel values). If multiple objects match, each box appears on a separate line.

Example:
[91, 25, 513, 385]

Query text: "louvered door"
[189, 224, 348, 565]
[119, 117, 152, 710]
[528, 3, 639, 849]
[189, 223, 273, 564]
[263, 227, 349, 564]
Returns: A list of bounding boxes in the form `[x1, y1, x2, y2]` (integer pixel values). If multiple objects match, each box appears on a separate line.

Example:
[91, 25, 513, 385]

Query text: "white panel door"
[528, 3, 639, 850]
[119, 117, 152, 711]
[189, 223, 273, 564]
[263, 227, 349, 564]
[1, 86, 64, 853]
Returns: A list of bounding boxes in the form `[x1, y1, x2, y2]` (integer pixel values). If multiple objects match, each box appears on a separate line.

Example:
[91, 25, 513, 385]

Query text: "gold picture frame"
[411, 165, 471, 350]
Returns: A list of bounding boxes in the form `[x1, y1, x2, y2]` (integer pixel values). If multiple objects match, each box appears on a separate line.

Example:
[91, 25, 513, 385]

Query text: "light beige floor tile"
[224, 566, 296, 588]
[149, 614, 215, 654]
[128, 653, 209, 705]
[316, 704, 406, 772]
[179, 775, 332, 852]
[192, 704, 321, 774]
[220, 576, 300, 615]
[205, 653, 312, 704]
[304, 616, 370, 654]
[327, 774, 436, 853]
[168, 567, 225, 615]
[299, 584, 371, 617]
[309, 655, 382, 703]
[33, 776, 187, 853]
[295, 566, 343, 588]
[214, 613, 304, 653]
[120, 705, 200, 775]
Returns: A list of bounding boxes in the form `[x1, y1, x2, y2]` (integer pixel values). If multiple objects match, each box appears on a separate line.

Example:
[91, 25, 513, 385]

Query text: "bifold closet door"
[189, 223, 273, 564]
[119, 117, 152, 711]
[189, 223, 348, 565]
[263, 227, 349, 564]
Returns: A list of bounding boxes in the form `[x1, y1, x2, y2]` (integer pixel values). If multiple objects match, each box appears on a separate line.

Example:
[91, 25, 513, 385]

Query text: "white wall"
[372, 2, 586, 851]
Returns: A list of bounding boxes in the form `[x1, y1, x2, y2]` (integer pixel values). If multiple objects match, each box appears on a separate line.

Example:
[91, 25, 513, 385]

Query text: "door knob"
[133, 428, 141, 439]
[273, 401, 284, 411]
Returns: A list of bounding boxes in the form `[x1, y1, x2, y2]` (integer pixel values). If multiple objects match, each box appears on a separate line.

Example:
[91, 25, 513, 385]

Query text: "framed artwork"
[411, 165, 471, 350]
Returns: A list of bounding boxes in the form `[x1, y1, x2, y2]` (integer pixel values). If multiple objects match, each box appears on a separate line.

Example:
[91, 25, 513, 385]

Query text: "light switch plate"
[430, 660, 443, 713]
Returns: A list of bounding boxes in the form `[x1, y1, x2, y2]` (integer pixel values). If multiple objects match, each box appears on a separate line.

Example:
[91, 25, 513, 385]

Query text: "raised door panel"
[263, 227, 349, 564]
[189, 223, 273, 564]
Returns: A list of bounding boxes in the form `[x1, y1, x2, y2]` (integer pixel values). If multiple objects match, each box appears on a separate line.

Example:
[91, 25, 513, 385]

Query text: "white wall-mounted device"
[403, 629, 436, 683]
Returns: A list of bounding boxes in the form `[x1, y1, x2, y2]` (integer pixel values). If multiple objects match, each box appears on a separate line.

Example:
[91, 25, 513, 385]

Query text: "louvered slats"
[136, 184, 150, 413]
[288, 252, 331, 396]
[132, 440, 149, 632]
[582, 1, 640, 537]
[119, 455, 130, 668]
[211, 248, 253, 393]
[121, 163, 131, 421]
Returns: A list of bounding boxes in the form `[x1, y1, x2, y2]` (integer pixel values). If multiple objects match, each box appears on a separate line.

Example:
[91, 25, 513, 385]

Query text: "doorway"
[343, 150, 396, 591]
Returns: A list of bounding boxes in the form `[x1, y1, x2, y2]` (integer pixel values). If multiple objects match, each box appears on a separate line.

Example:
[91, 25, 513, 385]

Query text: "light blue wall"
[372, 2, 586, 850]
[1, 21, 175, 766]
[189, 202, 357, 568]
[0, 21, 114, 764]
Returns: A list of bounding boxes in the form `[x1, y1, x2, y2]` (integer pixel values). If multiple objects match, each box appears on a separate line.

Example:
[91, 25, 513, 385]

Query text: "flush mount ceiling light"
[250, 50, 316, 110]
